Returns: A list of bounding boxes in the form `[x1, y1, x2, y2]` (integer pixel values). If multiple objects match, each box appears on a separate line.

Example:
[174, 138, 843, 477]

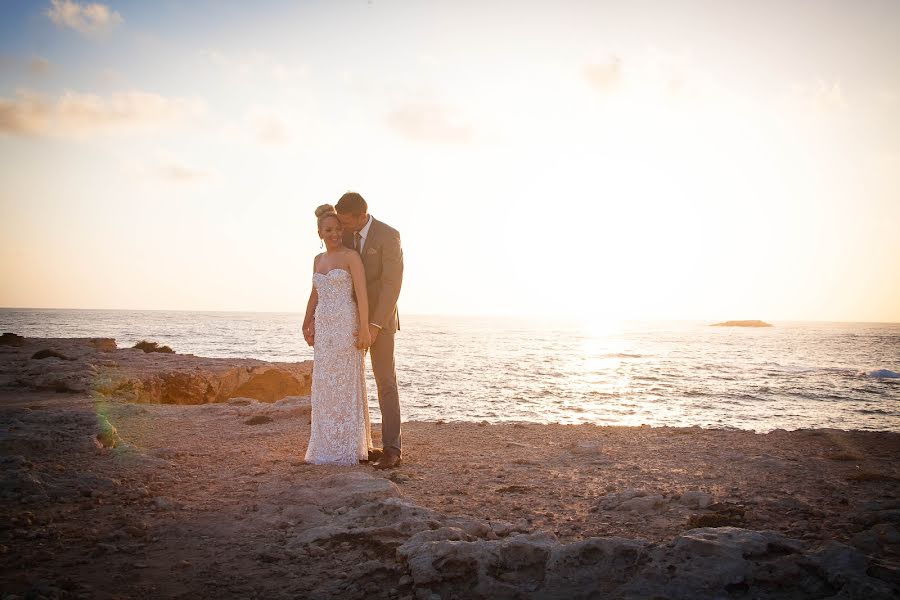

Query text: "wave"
[589, 391, 621, 398]
[867, 369, 900, 379]
[601, 353, 645, 359]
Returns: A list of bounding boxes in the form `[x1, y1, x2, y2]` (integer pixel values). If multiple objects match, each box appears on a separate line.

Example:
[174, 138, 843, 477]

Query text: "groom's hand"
[368, 324, 380, 346]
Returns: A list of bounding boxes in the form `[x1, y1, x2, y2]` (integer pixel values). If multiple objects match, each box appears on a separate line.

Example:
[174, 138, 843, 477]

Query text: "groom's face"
[336, 211, 367, 233]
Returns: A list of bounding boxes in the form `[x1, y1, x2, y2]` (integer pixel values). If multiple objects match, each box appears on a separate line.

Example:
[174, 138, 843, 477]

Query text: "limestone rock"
[390, 524, 899, 599]
[643, 527, 804, 591]
[231, 368, 308, 403]
[807, 542, 898, 599]
[617, 494, 667, 513]
[597, 488, 647, 510]
[30, 349, 70, 361]
[88, 338, 117, 352]
[244, 414, 273, 425]
[1, 332, 25, 346]
[0, 336, 312, 404]
[851, 523, 900, 556]
[679, 490, 713, 509]
[399, 531, 559, 598]
[543, 537, 649, 596]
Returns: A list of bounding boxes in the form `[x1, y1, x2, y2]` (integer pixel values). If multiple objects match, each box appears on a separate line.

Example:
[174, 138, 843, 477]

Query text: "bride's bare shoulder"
[341, 248, 363, 265]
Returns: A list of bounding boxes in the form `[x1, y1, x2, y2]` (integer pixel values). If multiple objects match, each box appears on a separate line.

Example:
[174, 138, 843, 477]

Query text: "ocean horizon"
[3, 306, 898, 324]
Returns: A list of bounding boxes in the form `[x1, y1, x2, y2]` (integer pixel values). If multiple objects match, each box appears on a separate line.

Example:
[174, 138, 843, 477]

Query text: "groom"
[335, 192, 404, 470]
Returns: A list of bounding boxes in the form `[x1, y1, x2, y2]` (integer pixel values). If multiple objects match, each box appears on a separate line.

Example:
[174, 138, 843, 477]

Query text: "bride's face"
[319, 216, 344, 249]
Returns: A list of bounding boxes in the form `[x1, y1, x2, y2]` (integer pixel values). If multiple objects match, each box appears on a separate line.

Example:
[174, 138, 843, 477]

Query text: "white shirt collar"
[358, 214, 373, 241]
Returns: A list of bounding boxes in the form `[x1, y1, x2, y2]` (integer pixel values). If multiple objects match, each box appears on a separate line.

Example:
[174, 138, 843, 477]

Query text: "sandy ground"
[2, 388, 899, 599]
[397, 420, 900, 545]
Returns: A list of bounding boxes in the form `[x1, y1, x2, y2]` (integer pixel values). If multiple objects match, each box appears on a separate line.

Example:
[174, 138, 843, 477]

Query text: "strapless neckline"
[313, 268, 349, 278]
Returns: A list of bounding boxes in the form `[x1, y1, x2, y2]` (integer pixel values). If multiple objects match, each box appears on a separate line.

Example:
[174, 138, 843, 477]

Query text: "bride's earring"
[319, 239, 323, 249]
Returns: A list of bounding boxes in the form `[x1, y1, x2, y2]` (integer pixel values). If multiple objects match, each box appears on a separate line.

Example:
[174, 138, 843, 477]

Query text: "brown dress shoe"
[372, 452, 401, 470]
[366, 448, 384, 462]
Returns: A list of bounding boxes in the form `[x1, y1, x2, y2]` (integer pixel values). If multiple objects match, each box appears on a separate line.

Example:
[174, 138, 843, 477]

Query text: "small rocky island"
[711, 320, 774, 327]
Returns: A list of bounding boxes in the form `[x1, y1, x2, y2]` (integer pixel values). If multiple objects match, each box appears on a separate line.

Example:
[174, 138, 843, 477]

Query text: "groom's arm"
[371, 229, 403, 330]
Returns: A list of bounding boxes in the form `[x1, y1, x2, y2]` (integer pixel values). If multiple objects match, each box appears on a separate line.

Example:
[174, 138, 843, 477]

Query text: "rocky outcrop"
[395, 514, 895, 599]
[234, 463, 896, 599]
[272, 472, 898, 599]
[0, 332, 25, 346]
[0, 335, 311, 404]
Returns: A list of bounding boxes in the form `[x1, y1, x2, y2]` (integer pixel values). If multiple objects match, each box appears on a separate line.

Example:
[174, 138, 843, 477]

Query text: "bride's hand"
[356, 327, 371, 350]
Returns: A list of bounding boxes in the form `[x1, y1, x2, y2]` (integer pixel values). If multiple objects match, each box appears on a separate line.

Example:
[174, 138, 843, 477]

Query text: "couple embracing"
[301, 192, 403, 470]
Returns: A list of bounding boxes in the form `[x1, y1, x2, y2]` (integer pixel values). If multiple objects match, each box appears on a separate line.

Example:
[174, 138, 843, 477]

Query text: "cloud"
[0, 89, 206, 138]
[584, 56, 624, 92]
[46, 0, 123, 37]
[0, 90, 49, 135]
[29, 56, 52, 75]
[386, 102, 474, 144]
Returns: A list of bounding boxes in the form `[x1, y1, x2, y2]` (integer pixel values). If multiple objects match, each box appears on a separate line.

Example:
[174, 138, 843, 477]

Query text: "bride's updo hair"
[315, 203, 339, 228]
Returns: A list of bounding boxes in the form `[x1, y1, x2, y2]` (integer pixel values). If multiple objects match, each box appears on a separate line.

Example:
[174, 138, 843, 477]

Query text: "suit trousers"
[370, 328, 401, 455]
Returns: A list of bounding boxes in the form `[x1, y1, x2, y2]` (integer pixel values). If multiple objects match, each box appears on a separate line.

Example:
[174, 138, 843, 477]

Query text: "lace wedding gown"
[305, 269, 372, 465]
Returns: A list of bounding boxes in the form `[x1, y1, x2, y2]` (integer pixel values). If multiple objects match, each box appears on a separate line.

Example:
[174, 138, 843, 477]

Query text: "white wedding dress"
[305, 269, 373, 465]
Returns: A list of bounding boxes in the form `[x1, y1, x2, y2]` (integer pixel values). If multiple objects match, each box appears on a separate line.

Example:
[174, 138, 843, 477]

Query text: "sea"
[1, 309, 898, 432]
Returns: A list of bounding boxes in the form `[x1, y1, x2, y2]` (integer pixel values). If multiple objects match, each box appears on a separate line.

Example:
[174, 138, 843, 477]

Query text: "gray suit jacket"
[344, 218, 403, 332]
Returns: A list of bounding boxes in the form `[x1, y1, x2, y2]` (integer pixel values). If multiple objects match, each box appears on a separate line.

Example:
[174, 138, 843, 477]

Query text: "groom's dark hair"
[335, 192, 368, 216]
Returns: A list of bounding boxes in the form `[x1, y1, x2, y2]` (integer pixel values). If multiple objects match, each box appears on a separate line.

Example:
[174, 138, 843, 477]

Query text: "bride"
[302, 204, 373, 465]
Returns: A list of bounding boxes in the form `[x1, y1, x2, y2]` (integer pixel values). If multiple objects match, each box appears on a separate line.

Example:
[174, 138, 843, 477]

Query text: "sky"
[1, 0, 898, 323]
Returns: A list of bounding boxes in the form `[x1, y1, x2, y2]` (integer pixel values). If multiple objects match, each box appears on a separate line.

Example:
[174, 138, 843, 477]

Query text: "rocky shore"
[1, 337, 898, 599]
[0, 334, 312, 403]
